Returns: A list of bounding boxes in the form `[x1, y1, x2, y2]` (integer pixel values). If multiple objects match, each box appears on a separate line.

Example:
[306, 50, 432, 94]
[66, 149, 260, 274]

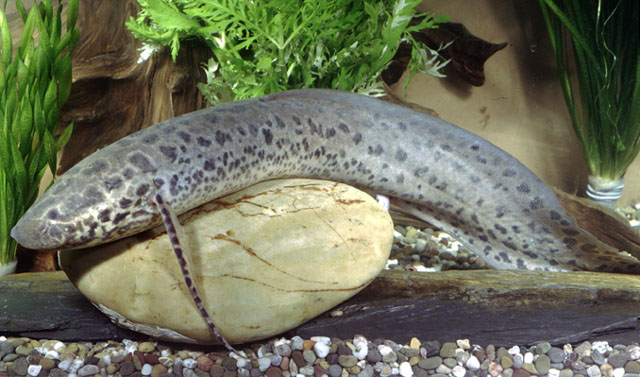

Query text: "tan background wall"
[390, 0, 640, 206]
[6, 0, 640, 206]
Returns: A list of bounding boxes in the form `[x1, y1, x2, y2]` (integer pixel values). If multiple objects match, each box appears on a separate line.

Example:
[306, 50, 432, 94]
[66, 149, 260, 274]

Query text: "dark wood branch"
[2, 270, 639, 346]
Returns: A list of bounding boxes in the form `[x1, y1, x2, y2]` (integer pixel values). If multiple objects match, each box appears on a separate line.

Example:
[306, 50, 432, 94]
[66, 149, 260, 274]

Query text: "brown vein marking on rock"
[335, 198, 367, 205]
[214, 274, 371, 293]
[208, 233, 340, 285]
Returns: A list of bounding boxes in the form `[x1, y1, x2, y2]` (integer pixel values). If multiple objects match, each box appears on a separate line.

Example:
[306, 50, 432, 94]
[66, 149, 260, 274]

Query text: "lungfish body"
[11, 89, 640, 347]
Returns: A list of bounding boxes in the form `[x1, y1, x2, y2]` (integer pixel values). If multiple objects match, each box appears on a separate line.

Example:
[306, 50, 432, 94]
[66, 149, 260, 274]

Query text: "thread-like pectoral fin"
[150, 188, 238, 352]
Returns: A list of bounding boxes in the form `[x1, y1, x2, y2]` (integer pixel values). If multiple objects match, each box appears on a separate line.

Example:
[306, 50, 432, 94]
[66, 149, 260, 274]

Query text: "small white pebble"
[70, 359, 84, 373]
[45, 350, 59, 360]
[314, 342, 330, 358]
[378, 345, 393, 356]
[353, 335, 369, 360]
[399, 362, 413, 377]
[512, 354, 524, 369]
[547, 368, 560, 377]
[455, 349, 470, 364]
[437, 365, 452, 374]
[311, 336, 331, 345]
[629, 346, 640, 360]
[291, 336, 305, 351]
[587, 365, 601, 377]
[141, 364, 153, 376]
[376, 194, 390, 211]
[466, 355, 480, 370]
[182, 358, 197, 369]
[0, 336, 6, 341]
[613, 367, 625, 377]
[100, 354, 111, 366]
[161, 349, 171, 357]
[53, 341, 66, 352]
[234, 355, 248, 368]
[391, 367, 400, 375]
[257, 344, 272, 358]
[58, 359, 73, 372]
[524, 352, 534, 364]
[592, 341, 610, 354]
[563, 344, 573, 354]
[456, 339, 471, 350]
[258, 357, 272, 372]
[452, 365, 467, 377]
[27, 365, 42, 377]
[508, 346, 520, 355]
[122, 339, 139, 354]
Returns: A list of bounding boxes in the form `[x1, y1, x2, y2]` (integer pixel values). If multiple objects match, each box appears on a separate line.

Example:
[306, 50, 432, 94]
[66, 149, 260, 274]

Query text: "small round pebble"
[338, 355, 358, 368]
[302, 349, 316, 363]
[399, 362, 413, 377]
[535, 355, 551, 374]
[419, 356, 442, 370]
[440, 343, 457, 358]
[141, 363, 153, 376]
[328, 364, 342, 377]
[77, 364, 100, 376]
[366, 349, 382, 363]
[12, 357, 29, 376]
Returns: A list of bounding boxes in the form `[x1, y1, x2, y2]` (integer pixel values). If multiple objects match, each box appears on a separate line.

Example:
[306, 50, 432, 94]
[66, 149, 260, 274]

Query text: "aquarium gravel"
[388, 225, 489, 272]
[2, 335, 640, 377]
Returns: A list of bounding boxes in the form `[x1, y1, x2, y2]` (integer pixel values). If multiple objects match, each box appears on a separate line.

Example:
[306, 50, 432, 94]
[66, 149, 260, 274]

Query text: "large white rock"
[59, 179, 393, 344]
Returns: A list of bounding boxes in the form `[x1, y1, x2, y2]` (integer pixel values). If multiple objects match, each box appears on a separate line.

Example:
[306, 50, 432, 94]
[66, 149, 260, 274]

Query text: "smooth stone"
[548, 348, 566, 363]
[78, 364, 100, 376]
[626, 361, 640, 374]
[12, 358, 28, 375]
[60, 179, 393, 344]
[608, 354, 629, 368]
[535, 355, 551, 374]
[303, 350, 316, 364]
[138, 342, 156, 353]
[440, 343, 457, 358]
[536, 343, 552, 355]
[337, 355, 358, 368]
[328, 365, 342, 377]
[418, 356, 442, 370]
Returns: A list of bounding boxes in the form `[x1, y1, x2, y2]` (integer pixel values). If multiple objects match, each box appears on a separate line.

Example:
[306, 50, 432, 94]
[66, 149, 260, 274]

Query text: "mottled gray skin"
[11, 89, 640, 273]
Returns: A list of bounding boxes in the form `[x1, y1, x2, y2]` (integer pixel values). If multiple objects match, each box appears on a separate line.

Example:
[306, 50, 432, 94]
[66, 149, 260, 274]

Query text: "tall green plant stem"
[0, 0, 79, 264]
[539, 0, 640, 182]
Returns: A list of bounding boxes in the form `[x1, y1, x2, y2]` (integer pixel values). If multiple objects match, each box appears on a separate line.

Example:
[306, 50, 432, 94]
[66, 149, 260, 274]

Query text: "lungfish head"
[11, 150, 158, 250]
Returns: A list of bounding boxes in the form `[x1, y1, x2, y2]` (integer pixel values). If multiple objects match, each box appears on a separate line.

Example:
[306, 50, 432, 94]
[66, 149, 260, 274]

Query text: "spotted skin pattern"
[11, 90, 640, 269]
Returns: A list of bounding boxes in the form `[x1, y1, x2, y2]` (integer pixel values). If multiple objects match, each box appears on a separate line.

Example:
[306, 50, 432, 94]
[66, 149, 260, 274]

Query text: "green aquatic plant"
[126, 0, 449, 104]
[0, 0, 79, 267]
[539, 0, 640, 203]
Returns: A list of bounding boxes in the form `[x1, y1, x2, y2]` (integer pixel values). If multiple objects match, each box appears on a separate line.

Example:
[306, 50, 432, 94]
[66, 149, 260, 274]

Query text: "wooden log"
[2, 270, 639, 347]
[0, 271, 138, 341]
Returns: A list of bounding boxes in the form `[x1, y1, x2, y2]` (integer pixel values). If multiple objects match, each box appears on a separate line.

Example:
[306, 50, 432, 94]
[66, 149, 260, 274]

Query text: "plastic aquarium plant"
[126, 0, 449, 105]
[539, 0, 640, 207]
[0, 0, 79, 274]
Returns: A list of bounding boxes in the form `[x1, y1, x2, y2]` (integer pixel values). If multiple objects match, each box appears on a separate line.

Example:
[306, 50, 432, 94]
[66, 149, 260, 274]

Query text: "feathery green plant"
[539, 0, 640, 183]
[0, 0, 79, 265]
[126, 0, 449, 104]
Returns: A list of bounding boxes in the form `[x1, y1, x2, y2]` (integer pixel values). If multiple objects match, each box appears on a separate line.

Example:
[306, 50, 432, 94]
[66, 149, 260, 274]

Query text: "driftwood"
[2, 270, 640, 347]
